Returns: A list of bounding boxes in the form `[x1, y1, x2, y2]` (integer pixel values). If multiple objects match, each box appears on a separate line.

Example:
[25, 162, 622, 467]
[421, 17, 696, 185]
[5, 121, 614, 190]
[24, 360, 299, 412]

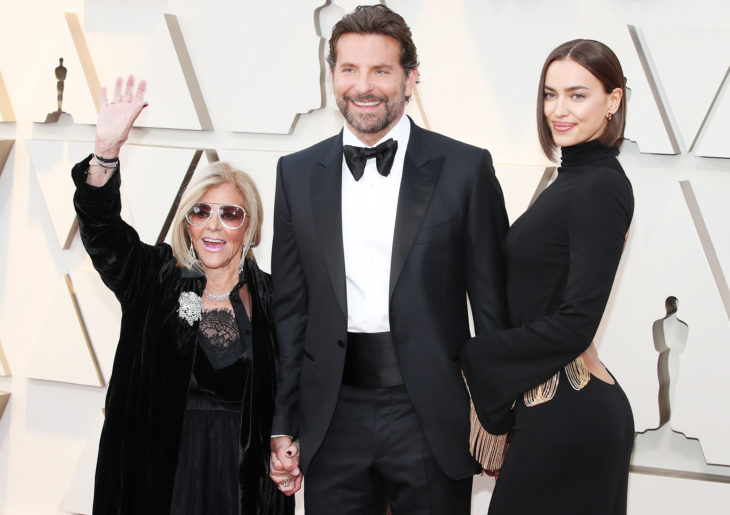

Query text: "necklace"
[204, 288, 230, 302]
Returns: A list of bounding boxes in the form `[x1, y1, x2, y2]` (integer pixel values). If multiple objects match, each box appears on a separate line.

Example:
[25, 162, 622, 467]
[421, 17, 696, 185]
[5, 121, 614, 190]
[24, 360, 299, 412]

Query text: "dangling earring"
[186, 240, 197, 268]
[238, 241, 248, 274]
[239, 232, 251, 274]
[606, 112, 615, 121]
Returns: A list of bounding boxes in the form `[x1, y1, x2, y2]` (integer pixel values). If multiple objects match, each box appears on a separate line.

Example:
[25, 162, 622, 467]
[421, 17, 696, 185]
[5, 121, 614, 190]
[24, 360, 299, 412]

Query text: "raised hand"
[95, 75, 148, 159]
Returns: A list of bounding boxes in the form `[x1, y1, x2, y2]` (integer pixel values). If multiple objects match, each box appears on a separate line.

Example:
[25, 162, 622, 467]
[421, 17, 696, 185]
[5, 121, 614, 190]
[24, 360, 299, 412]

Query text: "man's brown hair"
[327, 4, 420, 79]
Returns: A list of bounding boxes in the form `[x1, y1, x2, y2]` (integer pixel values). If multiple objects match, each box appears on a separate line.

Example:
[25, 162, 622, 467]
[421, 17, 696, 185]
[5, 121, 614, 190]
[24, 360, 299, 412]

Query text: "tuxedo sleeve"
[464, 150, 509, 337]
[271, 156, 308, 437]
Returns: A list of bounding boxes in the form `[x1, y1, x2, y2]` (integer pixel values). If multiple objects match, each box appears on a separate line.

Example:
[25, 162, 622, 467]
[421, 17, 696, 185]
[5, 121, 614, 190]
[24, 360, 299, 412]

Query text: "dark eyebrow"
[338, 62, 395, 70]
[566, 85, 589, 92]
[543, 85, 589, 92]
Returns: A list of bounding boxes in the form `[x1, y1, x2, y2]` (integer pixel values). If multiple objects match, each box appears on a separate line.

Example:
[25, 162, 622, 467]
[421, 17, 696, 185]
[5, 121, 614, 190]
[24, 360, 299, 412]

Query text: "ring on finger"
[283, 475, 290, 487]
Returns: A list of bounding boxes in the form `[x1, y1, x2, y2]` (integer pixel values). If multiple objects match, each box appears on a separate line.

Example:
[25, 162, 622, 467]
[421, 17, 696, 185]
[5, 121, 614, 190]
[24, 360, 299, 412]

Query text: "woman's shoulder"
[583, 159, 632, 198]
[571, 161, 634, 222]
[155, 244, 187, 281]
[246, 259, 273, 294]
[247, 258, 270, 279]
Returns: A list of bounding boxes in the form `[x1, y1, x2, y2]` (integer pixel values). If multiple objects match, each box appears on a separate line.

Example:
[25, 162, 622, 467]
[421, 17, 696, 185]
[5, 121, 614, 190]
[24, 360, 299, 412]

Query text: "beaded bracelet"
[93, 154, 118, 167]
[93, 153, 119, 164]
[89, 153, 119, 175]
[91, 155, 118, 169]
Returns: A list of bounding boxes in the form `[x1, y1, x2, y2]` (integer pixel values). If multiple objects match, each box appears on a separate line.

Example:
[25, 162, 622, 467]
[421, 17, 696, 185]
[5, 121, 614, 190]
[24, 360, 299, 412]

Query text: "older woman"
[463, 40, 635, 514]
[72, 76, 294, 514]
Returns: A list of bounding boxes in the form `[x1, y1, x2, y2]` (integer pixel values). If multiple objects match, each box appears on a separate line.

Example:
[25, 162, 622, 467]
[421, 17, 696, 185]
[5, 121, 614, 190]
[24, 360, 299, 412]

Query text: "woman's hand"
[270, 436, 303, 496]
[94, 75, 148, 159]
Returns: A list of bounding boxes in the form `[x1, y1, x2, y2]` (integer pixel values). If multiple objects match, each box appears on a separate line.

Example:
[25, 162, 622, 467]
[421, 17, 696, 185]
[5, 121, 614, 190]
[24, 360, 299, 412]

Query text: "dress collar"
[560, 139, 619, 168]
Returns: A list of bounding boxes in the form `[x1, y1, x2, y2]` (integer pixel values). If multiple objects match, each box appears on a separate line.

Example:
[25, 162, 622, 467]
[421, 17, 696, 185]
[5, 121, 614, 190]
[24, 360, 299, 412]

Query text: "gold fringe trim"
[462, 372, 509, 472]
[524, 356, 592, 407]
[469, 399, 509, 472]
[565, 355, 590, 391]
[524, 371, 559, 406]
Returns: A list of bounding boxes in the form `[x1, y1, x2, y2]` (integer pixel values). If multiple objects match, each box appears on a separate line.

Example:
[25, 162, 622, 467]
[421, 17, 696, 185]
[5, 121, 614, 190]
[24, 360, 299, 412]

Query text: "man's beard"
[336, 88, 407, 135]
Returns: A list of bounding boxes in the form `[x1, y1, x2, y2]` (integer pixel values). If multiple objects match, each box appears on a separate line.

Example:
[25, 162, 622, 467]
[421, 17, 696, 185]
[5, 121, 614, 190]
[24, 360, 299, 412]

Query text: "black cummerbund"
[342, 332, 404, 388]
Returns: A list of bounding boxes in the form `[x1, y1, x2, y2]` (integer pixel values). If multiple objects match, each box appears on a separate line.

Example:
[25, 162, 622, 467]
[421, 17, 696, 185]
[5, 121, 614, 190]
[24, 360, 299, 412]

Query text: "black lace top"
[171, 274, 254, 513]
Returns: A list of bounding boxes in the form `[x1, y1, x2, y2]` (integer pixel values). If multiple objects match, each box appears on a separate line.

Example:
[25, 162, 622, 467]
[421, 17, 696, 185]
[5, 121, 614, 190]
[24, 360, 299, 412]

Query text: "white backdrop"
[0, 0, 729, 513]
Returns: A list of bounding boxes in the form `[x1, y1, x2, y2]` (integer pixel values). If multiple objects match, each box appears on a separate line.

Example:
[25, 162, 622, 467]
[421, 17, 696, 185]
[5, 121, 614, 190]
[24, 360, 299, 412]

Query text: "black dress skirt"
[170, 308, 251, 515]
[489, 368, 634, 514]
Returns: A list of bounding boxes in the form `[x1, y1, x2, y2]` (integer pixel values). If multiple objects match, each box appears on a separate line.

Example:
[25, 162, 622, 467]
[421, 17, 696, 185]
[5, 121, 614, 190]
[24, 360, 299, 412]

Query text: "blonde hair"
[170, 162, 263, 272]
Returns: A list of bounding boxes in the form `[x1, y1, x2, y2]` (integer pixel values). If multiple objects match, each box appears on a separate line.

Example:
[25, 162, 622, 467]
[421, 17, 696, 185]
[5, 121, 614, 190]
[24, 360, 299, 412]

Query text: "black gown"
[170, 302, 252, 514]
[462, 139, 635, 514]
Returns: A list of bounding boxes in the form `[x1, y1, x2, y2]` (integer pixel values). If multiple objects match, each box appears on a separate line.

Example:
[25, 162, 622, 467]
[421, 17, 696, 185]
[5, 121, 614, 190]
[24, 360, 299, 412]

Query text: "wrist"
[94, 150, 120, 160]
[94, 140, 122, 160]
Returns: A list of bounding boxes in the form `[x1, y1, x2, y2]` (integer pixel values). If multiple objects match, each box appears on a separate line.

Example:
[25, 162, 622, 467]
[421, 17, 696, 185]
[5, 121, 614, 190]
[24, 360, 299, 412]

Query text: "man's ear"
[404, 68, 418, 99]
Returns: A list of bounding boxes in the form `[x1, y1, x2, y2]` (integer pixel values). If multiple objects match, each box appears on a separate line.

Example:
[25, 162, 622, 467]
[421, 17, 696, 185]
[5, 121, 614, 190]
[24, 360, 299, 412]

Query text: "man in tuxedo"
[269, 5, 508, 513]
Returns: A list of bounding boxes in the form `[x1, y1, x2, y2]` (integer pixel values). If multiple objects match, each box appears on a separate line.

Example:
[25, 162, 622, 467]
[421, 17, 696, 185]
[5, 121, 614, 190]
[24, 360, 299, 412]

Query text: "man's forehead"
[335, 33, 401, 63]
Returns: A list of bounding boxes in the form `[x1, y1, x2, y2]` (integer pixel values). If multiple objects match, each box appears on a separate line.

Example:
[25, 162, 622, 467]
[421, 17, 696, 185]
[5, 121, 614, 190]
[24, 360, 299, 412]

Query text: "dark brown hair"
[327, 4, 419, 79]
[537, 39, 627, 160]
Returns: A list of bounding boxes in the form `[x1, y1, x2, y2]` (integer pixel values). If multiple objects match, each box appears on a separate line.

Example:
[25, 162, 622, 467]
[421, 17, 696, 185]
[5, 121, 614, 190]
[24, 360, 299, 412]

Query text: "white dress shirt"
[341, 114, 411, 333]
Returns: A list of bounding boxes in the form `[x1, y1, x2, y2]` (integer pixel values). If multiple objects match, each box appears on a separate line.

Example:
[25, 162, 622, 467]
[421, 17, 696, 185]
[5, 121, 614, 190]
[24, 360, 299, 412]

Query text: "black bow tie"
[343, 138, 398, 181]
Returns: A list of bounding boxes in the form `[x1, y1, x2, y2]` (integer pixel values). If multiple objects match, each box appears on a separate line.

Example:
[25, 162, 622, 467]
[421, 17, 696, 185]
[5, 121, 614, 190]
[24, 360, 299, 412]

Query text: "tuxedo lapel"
[311, 132, 348, 318]
[390, 123, 443, 300]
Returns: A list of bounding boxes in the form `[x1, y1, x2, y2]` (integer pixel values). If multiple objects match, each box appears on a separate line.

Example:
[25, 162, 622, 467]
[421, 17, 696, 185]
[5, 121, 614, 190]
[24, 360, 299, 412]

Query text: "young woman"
[463, 40, 635, 514]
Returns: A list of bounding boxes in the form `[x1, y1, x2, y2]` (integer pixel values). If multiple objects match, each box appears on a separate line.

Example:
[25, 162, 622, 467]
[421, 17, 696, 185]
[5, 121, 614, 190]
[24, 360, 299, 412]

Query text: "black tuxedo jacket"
[271, 118, 508, 479]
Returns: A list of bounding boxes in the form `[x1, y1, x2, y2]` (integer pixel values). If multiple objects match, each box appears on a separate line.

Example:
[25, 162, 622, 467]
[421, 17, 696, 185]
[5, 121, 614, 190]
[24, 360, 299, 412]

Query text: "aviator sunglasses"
[185, 202, 247, 230]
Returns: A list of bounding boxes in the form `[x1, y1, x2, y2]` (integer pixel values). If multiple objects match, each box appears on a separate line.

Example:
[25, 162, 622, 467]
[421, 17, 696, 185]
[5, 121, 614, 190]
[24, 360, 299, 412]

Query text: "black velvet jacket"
[72, 155, 293, 515]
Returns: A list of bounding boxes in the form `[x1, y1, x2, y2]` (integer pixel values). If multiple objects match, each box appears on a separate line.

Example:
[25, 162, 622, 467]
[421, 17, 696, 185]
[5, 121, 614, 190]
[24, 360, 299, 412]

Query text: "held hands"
[95, 75, 148, 159]
[270, 436, 302, 496]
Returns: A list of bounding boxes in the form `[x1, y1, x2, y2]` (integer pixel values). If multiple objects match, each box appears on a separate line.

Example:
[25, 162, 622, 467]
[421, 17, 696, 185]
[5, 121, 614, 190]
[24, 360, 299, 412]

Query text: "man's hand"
[270, 436, 303, 496]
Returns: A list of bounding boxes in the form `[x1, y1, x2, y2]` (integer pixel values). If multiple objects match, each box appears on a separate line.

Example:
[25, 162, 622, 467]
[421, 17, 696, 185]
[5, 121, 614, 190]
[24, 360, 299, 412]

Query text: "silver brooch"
[177, 291, 202, 326]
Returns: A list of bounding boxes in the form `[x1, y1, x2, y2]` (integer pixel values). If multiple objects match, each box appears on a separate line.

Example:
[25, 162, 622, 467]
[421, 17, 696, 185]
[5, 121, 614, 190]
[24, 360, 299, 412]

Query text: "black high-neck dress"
[462, 139, 635, 514]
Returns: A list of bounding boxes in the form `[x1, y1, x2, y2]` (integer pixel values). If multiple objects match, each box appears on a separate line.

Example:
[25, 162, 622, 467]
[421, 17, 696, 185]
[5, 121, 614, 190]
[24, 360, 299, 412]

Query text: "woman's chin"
[199, 254, 243, 275]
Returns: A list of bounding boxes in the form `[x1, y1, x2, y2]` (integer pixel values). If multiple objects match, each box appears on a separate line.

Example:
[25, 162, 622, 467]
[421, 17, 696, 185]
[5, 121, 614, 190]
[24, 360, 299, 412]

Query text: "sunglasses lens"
[219, 205, 245, 228]
[186, 203, 212, 225]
